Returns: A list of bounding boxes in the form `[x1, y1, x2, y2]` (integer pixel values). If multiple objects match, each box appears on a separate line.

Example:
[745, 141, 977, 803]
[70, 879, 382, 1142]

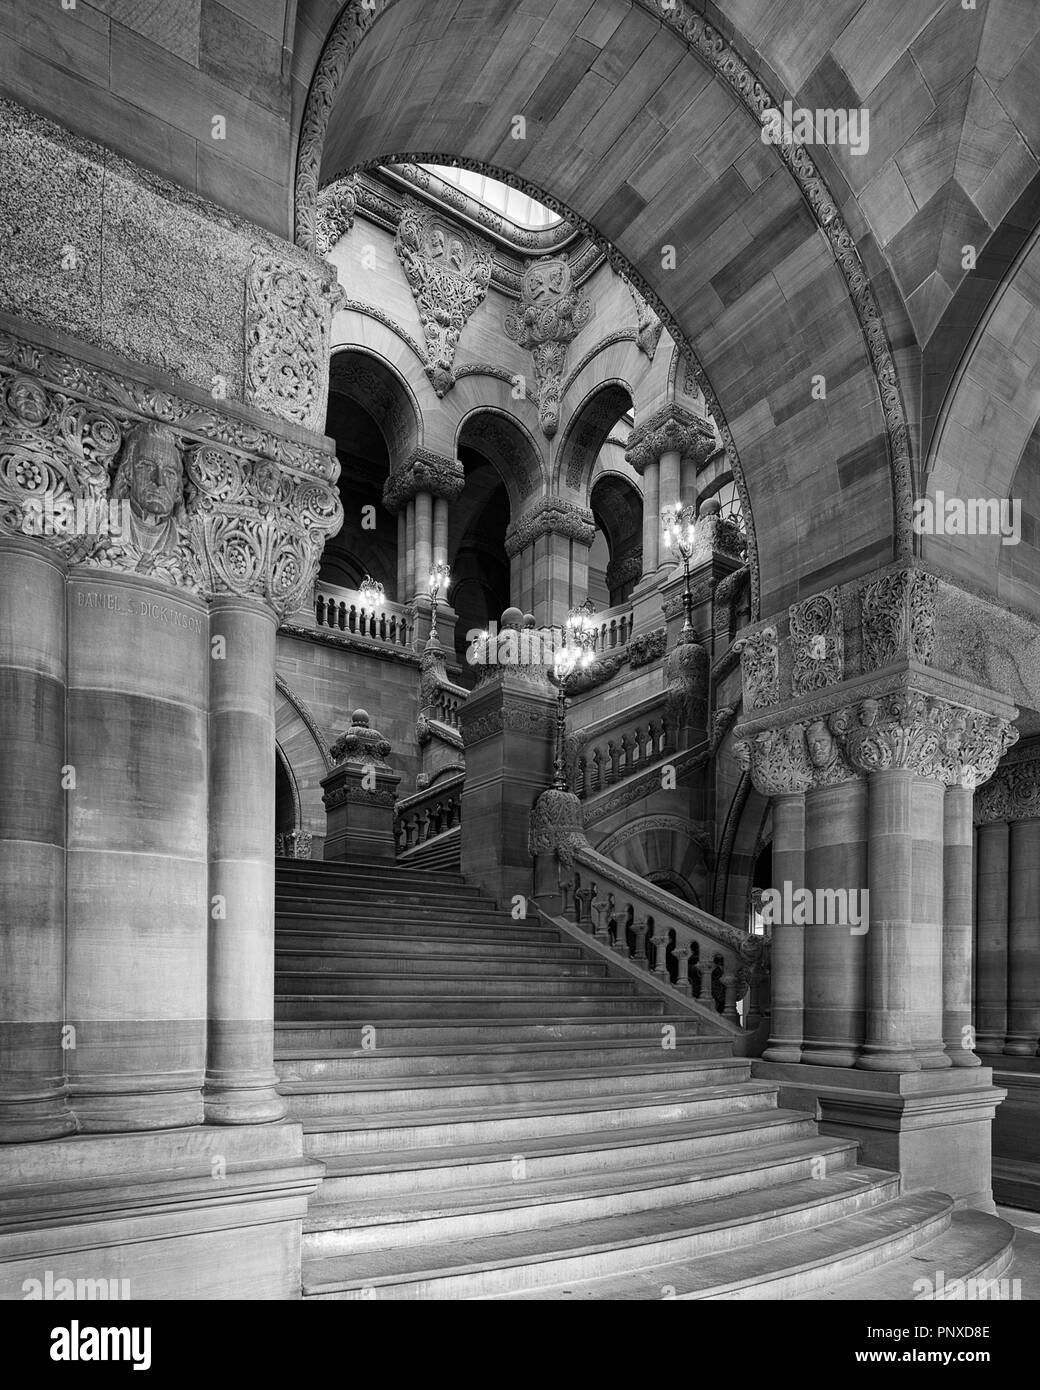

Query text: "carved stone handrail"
[394, 771, 464, 853]
[568, 843, 768, 1032]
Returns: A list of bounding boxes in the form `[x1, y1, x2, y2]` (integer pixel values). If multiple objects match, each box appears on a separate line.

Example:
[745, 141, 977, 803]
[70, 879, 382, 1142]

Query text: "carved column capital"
[734, 723, 813, 797]
[832, 692, 1016, 784]
[0, 343, 344, 618]
[974, 744, 1040, 824]
[504, 497, 596, 557]
[624, 403, 715, 474]
[381, 448, 465, 512]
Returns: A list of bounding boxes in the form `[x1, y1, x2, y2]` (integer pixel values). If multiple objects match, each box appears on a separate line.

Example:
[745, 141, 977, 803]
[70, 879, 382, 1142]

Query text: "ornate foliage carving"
[244, 249, 335, 432]
[394, 200, 493, 397]
[503, 497, 595, 557]
[734, 724, 813, 796]
[330, 708, 392, 766]
[530, 788, 589, 866]
[629, 628, 667, 668]
[0, 345, 343, 614]
[625, 403, 715, 473]
[504, 256, 591, 437]
[735, 625, 779, 711]
[382, 448, 465, 512]
[861, 568, 939, 671]
[315, 175, 359, 255]
[627, 282, 663, 359]
[462, 700, 557, 747]
[789, 588, 844, 695]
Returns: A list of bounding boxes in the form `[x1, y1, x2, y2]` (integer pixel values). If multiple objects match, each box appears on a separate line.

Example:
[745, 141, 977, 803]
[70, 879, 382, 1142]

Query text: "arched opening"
[590, 472, 643, 609]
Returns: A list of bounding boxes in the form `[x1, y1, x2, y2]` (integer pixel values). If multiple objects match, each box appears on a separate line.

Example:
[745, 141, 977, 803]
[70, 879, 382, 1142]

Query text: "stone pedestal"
[753, 1061, 1005, 1211]
[460, 669, 556, 905]
[321, 709, 401, 863]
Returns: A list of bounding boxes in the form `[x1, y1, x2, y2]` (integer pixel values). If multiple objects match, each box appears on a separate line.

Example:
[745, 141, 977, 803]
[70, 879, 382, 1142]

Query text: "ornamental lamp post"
[661, 502, 698, 639]
[428, 560, 450, 645]
[547, 599, 597, 791]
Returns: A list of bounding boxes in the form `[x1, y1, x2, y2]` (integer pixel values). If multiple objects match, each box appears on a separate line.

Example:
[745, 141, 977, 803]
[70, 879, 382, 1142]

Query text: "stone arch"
[594, 815, 713, 909]
[589, 471, 642, 606]
[557, 381, 634, 502]
[275, 675, 332, 855]
[456, 407, 541, 516]
[327, 345, 422, 462]
[292, 0, 916, 615]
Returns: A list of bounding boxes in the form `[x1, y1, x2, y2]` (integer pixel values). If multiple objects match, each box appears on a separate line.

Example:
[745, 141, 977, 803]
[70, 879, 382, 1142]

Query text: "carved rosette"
[734, 625, 780, 711]
[529, 787, 589, 867]
[624, 403, 715, 473]
[974, 746, 1040, 825]
[382, 449, 465, 513]
[503, 498, 596, 558]
[315, 176, 359, 255]
[0, 372, 120, 560]
[789, 588, 844, 696]
[860, 568, 939, 672]
[244, 248, 336, 432]
[395, 200, 493, 397]
[504, 256, 591, 437]
[734, 724, 813, 797]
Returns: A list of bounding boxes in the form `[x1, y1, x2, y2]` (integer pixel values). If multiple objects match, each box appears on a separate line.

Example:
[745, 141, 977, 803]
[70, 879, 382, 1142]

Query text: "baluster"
[315, 593, 325, 626]
[609, 618, 617, 649]
[721, 966, 740, 1025]
[622, 733, 633, 775]
[591, 745, 603, 794]
[651, 925, 669, 980]
[590, 885, 608, 941]
[574, 884, 593, 929]
[674, 944, 693, 996]
[632, 914, 650, 969]
[618, 903, 634, 955]
[575, 754, 587, 799]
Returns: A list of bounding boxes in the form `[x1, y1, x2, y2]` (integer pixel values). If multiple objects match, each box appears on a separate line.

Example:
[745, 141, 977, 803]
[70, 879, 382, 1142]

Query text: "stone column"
[433, 496, 449, 570]
[735, 726, 813, 1065]
[414, 490, 433, 592]
[204, 596, 285, 1125]
[765, 793, 808, 1063]
[0, 538, 75, 1142]
[397, 511, 407, 602]
[405, 499, 416, 598]
[624, 404, 715, 590]
[943, 785, 979, 1066]
[383, 449, 464, 605]
[975, 820, 1010, 1053]
[1005, 817, 1040, 1056]
[911, 777, 950, 1068]
[503, 499, 595, 629]
[66, 568, 210, 1131]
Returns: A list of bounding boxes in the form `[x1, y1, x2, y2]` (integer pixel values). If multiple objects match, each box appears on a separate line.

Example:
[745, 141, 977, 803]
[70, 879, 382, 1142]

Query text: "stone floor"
[997, 1206, 1040, 1298]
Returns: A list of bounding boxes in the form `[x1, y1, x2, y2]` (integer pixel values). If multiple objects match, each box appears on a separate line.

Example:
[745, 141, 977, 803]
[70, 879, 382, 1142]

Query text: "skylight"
[423, 165, 561, 229]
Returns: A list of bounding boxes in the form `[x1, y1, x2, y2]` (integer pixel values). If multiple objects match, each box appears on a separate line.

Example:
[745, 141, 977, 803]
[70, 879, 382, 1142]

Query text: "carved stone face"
[806, 719, 836, 770]
[130, 443, 182, 520]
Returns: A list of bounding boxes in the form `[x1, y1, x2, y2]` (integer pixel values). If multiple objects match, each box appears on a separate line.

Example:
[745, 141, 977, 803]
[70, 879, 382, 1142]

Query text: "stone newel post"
[321, 710, 402, 863]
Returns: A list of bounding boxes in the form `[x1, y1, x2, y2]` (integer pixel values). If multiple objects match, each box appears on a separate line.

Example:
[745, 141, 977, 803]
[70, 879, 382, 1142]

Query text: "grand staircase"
[275, 860, 1015, 1300]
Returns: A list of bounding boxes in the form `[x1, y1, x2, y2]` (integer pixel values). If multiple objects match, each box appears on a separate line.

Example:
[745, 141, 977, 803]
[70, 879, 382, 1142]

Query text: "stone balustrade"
[569, 845, 767, 1029]
[313, 582, 414, 650]
[572, 691, 677, 800]
[589, 603, 633, 654]
[395, 772, 464, 853]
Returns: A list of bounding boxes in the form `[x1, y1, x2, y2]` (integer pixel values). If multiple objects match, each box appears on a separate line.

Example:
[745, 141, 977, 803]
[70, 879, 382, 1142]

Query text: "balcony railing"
[312, 582, 414, 650]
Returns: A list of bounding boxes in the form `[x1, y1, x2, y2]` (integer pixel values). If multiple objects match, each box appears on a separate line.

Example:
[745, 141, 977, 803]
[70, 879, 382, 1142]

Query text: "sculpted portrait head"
[113, 422, 185, 525]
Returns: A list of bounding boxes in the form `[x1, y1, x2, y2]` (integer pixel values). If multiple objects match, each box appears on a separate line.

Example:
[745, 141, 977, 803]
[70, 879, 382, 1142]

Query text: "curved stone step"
[303, 1170, 918, 1299]
[274, 1014, 700, 1049]
[275, 994, 668, 1021]
[274, 972, 636, 998]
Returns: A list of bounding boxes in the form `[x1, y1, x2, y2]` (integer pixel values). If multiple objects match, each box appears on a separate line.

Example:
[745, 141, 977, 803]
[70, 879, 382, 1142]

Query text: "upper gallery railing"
[312, 581, 414, 650]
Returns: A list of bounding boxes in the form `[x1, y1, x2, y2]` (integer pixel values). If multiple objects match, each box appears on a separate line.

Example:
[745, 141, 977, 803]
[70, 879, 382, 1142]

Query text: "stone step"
[275, 953, 607, 980]
[276, 1036, 733, 1081]
[276, 994, 667, 1021]
[275, 873, 485, 900]
[311, 1125, 856, 1204]
[275, 897, 518, 923]
[275, 932, 580, 961]
[281, 1057, 757, 1118]
[797, 1210, 1015, 1299]
[303, 1142, 868, 1258]
[301, 1089, 803, 1159]
[274, 972, 635, 998]
[302, 1168, 905, 1298]
[274, 1015, 694, 1049]
[275, 914, 558, 943]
